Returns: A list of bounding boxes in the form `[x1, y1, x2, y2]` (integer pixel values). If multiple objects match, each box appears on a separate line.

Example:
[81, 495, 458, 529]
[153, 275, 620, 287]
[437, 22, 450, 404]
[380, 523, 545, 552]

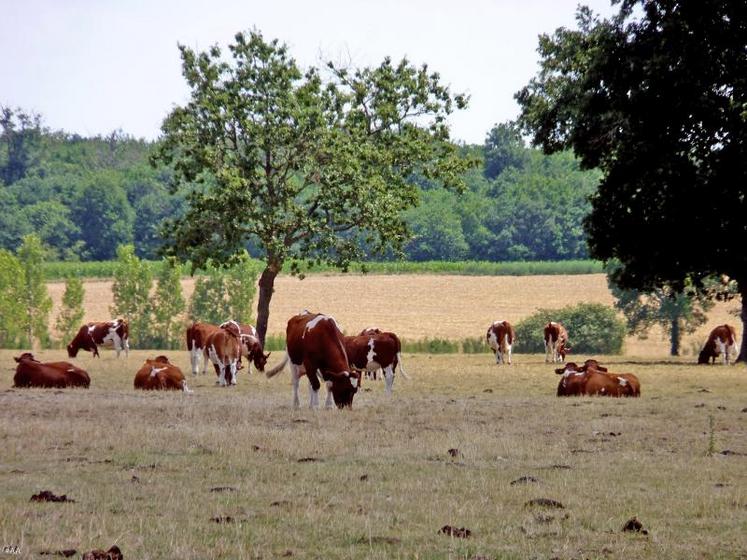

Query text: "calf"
[486, 320, 515, 365]
[67, 319, 129, 358]
[345, 332, 407, 394]
[14, 353, 90, 388]
[186, 322, 220, 375]
[544, 322, 570, 363]
[220, 320, 270, 373]
[555, 362, 640, 397]
[134, 355, 192, 392]
[698, 324, 738, 365]
[205, 328, 242, 386]
[265, 312, 361, 409]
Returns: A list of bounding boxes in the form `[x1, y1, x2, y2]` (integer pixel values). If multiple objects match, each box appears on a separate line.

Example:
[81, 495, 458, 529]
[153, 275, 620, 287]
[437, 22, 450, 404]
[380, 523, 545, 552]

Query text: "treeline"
[0, 108, 599, 262]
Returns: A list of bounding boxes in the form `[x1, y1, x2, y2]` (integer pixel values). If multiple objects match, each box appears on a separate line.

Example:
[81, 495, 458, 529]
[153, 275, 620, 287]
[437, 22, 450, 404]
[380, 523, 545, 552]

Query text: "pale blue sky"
[1, 0, 617, 144]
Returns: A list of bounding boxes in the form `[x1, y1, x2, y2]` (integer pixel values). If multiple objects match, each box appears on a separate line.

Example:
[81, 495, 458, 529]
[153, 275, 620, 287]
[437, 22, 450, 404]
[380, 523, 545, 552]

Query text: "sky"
[1, 0, 618, 145]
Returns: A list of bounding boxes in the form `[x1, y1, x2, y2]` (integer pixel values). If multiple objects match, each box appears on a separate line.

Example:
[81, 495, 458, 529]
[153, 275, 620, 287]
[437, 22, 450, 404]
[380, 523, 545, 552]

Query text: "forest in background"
[0, 109, 600, 263]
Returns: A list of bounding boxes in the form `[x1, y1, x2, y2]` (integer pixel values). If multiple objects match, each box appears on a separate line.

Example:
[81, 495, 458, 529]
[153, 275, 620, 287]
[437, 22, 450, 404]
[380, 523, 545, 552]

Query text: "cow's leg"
[323, 380, 334, 408]
[383, 365, 394, 395]
[544, 339, 552, 363]
[306, 367, 321, 409]
[290, 364, 302, 408]
[190, 346, 201, 376]
[716, 338, 728, 364]
[202, 350, 210, 375]
[229, 360, 238, 385]
[124, 337, 129, 358]
[181, 379, 193, 393]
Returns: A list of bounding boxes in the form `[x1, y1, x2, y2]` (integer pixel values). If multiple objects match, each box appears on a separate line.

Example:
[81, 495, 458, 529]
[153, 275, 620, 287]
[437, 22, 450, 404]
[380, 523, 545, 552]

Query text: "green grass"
[43, 259, 604, 280]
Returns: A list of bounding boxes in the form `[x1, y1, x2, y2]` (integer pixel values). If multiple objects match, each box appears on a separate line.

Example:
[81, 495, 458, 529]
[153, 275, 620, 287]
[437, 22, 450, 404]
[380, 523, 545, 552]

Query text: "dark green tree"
[154, 30, 473, 344]
[0, 249, 24, 347]
[483, 122, 528, 179]
[516, 1, 747, 361]
[0, 106, 42, 186]
[17, 235, 52, 349]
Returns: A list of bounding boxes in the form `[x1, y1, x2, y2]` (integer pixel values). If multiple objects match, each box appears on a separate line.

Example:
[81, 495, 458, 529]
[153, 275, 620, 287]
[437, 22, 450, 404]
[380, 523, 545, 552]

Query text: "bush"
[514, 303, 625, 355]
[462, 336, 491, 354]
[401, 338, 459, 354]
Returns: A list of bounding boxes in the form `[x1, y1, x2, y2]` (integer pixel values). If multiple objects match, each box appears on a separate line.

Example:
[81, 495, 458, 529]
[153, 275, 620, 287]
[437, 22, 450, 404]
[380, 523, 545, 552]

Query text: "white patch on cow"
[149, 366, 167, 378]
[350, 375, 359, 389]
[101, 324, 126, 357]
[87, 324, 96, 334]
[366, 338, 377, 365]
[303, 315, 327, 336]
[617, 377, 628, 386]
[67, 368, 76, 373]
[383, 365, 394, 394]
[208, 344, 226, 386]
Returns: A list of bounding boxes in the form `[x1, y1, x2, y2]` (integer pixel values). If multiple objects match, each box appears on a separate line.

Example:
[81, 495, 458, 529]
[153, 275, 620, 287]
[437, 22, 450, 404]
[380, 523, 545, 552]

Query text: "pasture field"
[1, 350, 746, 559]
[46, 273, 741, 357]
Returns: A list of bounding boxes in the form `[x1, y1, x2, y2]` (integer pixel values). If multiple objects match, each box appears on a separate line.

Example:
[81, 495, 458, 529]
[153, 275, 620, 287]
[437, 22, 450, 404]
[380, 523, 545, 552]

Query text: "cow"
[344, 332, 408, 394]
[698, 324, 739, 365]
[13, 353, 90, 388]
[186, 322, 221, 376]
[265, 312, 361, 409]
[486, 320, 515, 365]
[544, 322, 570, 363]
[134, 355, 192, 392]
[219, 320, 270, 374]
[555, 361, 640, 397]
[205, 328, 242, 386]
[358, 327, 407, 381]
[67, 319, 129, 358]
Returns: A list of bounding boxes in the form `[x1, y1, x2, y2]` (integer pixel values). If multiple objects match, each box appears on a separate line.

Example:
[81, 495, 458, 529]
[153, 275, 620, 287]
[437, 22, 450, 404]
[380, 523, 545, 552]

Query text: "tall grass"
[44, 259, 604, 280]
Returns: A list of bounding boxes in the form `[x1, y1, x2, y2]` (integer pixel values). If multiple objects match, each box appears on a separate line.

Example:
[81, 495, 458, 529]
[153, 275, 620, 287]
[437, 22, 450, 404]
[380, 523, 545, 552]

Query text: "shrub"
[401, 338, 458, 354]
[462, 336, 491, 354]
[514, 303, 625, 355]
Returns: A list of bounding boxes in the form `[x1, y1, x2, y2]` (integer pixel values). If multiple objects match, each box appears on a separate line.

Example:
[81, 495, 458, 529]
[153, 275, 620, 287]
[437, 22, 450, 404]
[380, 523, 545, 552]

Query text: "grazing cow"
[698, 324, 738, 365]
[219, 320, 270, 373]
[13, 353, 90, 388]
[134, 355, 192, 392]
[186, 322, 221, 376]
[486, 320, 516, 365]
[67, 319, 129, 358]
[205, 328, 242, 386]
[344, 332, 408, 394]
[555, 362, 640, 397]
[265, 312, 361, 409]
[544, 322, 570, 363]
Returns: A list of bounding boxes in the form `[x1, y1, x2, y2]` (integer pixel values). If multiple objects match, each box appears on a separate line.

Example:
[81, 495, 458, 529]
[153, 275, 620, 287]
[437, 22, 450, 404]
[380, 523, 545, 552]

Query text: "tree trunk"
[738, 280, 747, 363]
[669, 317, 680, 356]
[256, 262, 281, 347]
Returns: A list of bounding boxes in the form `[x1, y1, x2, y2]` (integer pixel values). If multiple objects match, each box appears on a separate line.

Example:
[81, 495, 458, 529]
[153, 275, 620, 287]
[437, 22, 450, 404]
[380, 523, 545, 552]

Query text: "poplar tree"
[17, 235, 52, 349]
[55, 276, 85, 346]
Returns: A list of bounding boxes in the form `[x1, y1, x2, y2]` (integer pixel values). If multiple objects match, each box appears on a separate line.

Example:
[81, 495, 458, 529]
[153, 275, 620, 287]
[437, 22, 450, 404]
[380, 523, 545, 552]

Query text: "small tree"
[150, 258, 186, 349]
[55, 276, 85, 346]
[223, 255, 259, 324]
[111, 244, 152, 348]
[17, 234, 52, 349]
[189, 255, 259, 325]
[0, 249, 24, 347]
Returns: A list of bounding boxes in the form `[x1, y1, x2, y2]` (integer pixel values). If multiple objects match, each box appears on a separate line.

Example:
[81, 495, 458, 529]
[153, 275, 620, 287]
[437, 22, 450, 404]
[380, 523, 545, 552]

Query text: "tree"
[516, 1, 747, 361]
[483, 122, 528, 179]
[17, 235, 52, 349]
[188, 255, 258, 325]
[111, 244, 152, 347]
[0, 106, 42, 186]
[154, 30, 473, 344]
[149, 258, 186, 349]
[0, 250, 24, 347]
[55, 276, 85, 346]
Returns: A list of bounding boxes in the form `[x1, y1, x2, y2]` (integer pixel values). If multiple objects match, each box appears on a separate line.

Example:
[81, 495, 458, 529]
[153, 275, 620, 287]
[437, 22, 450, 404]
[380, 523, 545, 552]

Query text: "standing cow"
[544, 322, 570, 363]
[14, 353, 90, 388]
[698, 324, 739, 365]
[67, 319, 129, 358]
[265, 312, 361, 409]
[134, 355, 192, 392]
[219, 320, 270, 374]
[205, 328, 242, 386]
[345, 332, 407, 394]
[486, 320, 515, 365]
[186, 322, 221, 376]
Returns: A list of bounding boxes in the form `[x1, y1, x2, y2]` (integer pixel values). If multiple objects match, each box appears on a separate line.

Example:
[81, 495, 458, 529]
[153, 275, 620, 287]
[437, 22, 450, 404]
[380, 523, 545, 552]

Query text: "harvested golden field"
[47, 273, 740, 358]
[1, 350, 746, 559]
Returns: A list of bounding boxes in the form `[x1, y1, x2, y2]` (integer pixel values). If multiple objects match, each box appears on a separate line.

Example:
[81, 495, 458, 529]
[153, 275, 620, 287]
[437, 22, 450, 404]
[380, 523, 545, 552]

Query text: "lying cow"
[265, 311, 361, 409]
[14, 353, 90, 388]
[698, 324, 738, 365]
[555, 361, 640, 397]
[134, 355, 192, 392]
[67, 319, 129, 358]
[219, 320, 270, 374]
[345, 332, 408, 394]
[486, 320, 515, 365]
[544, 321, 570, 363]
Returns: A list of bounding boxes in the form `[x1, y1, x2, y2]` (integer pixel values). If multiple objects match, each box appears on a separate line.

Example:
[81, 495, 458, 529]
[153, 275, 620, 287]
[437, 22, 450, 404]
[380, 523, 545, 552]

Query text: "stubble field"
[0, 351, 746, 559]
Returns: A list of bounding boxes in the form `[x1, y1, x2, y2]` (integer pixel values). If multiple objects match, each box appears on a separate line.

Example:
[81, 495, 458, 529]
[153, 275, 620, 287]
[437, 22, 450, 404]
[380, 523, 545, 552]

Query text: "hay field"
[1, 350, 745, 559]
[46, 273, 741, 357]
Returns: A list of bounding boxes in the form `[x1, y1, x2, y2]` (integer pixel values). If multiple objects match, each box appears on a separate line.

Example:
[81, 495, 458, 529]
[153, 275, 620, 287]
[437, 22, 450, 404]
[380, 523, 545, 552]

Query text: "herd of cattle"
[10, 312, 741, 408]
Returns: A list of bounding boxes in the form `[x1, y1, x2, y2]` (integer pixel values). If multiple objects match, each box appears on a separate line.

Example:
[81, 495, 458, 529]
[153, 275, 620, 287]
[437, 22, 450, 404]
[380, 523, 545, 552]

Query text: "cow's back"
[287, 314, 347, 372]
[14, 361, 90, 389]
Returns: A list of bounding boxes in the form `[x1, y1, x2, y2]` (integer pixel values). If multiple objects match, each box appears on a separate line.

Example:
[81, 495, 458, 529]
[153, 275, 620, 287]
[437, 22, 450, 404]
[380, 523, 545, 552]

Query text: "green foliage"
[189, 257, 259, 325]
[0, 106, 42, 186]
[515, 303, 626, 355]
[148, 258, 186, 350]
[0, 250, 25, 347]
[17, 235, 52, 349]
[55, 276, 85, 345]
[400, 338, 459, 354]
[111, 244, 153, 347]
[461, 337, 492, 354]
[483, 122, 528, 179]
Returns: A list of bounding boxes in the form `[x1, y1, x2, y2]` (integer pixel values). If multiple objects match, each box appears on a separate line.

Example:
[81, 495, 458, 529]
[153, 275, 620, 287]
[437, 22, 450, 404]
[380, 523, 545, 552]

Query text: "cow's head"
[326, 370, 361, 408]
[243, 336, 270, 372]
[583, 359, 607, 372]
[153, 355, 170, 364]
[555, 362, 581, 375]
[66, 342, 79, 358]
[697, 349, 713, 364]
[14, 352, 37, 363]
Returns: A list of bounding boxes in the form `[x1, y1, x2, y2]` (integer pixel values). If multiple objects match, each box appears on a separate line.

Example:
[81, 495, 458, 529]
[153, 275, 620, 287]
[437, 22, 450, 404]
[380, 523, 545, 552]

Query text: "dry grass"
[47, 273, 740, 357]
[1, 349, 746, 559]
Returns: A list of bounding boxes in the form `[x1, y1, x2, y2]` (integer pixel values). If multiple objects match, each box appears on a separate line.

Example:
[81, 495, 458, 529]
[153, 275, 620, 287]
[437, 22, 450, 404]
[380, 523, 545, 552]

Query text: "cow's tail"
[265, 352, 289, 378]
[397, 352, 410, 379]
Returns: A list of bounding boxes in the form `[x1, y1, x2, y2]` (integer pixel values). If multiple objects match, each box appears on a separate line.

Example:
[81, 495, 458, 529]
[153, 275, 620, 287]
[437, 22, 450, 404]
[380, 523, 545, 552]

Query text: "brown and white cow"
[555, 361, 640, 397]
[486, 320, 515, 365]
[698, 324, 739, 365]
[219, 320, 270, 374]
[265, 312, 361, 409]
[357, 328, 406, 381]
[544, 322, 570, 363]
[345, 332, 408, 394]
[134, 355, 192, 392]
[205, 328, 242, 386]
[67, 319, 129, 358]
[13, 353, 90, 389]
[186, 322, 221, 376]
